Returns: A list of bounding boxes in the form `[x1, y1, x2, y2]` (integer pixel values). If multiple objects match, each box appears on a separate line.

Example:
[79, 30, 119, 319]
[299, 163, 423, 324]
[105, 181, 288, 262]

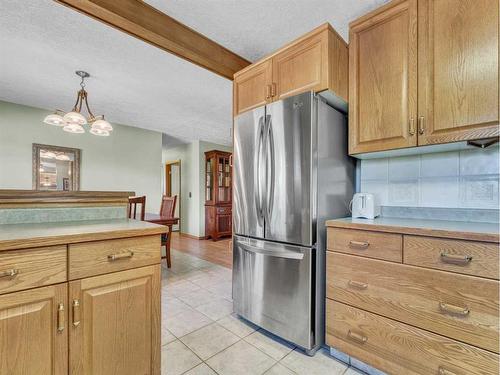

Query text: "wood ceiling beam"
[54, 0, 251, 80]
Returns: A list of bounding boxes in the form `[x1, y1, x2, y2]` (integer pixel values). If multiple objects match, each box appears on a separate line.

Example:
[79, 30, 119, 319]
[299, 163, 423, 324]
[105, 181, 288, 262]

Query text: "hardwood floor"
[170, 232, 232, 269]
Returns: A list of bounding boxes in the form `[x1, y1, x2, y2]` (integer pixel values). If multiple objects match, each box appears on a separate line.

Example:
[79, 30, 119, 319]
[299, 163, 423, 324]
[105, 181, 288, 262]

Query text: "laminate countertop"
[0, 219, 167, 252]
[326, 217, 500, 243]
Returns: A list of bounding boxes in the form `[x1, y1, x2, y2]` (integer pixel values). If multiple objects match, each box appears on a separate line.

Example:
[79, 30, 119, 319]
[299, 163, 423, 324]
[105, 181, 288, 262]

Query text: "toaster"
[351, 193, 380, 219]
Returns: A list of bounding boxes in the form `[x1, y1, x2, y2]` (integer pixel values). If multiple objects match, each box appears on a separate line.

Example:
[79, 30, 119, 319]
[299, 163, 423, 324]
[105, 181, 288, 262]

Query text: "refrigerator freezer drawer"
[232, 235, 314, 350]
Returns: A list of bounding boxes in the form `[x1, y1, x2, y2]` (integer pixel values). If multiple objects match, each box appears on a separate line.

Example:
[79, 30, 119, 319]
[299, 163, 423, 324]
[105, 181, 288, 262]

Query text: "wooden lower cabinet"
[326, 299, 499, 375]
[69, 265, 161, 375]
[327, 252, 499, 353]
[205, 205, 232, 241]
[0, 284, 68, 375]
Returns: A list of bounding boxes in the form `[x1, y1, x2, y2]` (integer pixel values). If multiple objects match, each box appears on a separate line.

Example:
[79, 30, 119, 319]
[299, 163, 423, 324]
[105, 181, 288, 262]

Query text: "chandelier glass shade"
[43, 71, 113, 136]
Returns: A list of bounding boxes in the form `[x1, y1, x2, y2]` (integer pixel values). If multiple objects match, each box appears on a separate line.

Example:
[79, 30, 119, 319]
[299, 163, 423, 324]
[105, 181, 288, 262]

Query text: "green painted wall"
[0, 101, 163, 212]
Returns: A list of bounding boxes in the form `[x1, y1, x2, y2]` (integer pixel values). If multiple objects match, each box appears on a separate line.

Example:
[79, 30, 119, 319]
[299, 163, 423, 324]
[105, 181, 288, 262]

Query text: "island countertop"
[326, 217, 499, 243]
[0, 219, 167, 251]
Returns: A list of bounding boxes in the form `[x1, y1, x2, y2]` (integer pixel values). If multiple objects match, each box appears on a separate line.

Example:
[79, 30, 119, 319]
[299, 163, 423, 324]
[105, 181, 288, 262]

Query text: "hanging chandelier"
[43, 71, 113, 136]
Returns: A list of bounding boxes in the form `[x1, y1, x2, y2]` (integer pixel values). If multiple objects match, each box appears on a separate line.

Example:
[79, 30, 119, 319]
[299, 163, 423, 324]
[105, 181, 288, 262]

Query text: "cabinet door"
[272, 30, 328, 101]
[349, 0, 418, 154]
[69, 265, 161, 375]
[233, 60, 272, 116]
[418, 0, 499, 145]
[0, 284, 68, 375]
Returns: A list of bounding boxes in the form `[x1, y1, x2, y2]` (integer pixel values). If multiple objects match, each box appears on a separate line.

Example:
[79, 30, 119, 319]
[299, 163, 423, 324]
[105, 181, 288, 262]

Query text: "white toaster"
[351, 193, 380, 219]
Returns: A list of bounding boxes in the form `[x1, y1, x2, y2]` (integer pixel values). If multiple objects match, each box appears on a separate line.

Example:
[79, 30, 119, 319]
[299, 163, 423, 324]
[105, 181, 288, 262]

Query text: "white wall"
[162, 140, 232, 237]
[0, 101, 163, 212]
[360, 147, 500, 209]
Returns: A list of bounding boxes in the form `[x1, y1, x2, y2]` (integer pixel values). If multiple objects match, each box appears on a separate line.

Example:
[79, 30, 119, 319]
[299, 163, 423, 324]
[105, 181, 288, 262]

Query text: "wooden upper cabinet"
[233, 24, 348, 116]
[272, 31, 328, 100]
[349, 0, 418, 154]
[233, 59, 272, 116]
[418, 0, 500, 145]
[0, 284, 68, 375]
[69, 265, 161, 375]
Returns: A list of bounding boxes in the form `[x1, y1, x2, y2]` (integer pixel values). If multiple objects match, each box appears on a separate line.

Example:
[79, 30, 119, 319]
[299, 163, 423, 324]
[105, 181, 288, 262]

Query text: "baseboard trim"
[180, 232, 206, 240]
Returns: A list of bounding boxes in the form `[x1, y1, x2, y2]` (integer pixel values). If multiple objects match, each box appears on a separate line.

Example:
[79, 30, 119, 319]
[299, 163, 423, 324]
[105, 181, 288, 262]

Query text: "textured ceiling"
[0, 0, 387, 147]
[145, 0, 388, 62]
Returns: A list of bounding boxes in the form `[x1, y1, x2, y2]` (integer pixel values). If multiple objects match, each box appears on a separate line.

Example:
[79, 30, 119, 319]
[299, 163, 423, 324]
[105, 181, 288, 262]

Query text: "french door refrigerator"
[233, 91, 355, 354]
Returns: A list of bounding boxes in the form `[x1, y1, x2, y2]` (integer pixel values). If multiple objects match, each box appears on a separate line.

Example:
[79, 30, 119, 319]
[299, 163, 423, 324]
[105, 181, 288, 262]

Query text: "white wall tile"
[360, 158, 388, 181]
[361, 180, 388, 206]
[388, 181, 419, 206]
[421, 152, 459, 178]
[460, 147, 500, 176]
[360, 147, 500, 210]
[388, 156, 420, 181]
[420, 177, 459, 207]
[460, 175, 499, 209]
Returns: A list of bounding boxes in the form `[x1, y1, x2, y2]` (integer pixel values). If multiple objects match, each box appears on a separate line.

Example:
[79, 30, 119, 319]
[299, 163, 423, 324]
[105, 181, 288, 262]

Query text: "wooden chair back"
[128, 196, 146, 221]
[160, 195, 177, 218]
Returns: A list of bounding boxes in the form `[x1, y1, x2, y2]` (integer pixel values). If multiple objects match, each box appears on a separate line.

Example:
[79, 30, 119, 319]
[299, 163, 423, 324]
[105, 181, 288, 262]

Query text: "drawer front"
[326, 252, 499, 352]
[69, 236, 161, 280]
[326, 300, 499, 375]
[217, 206, 231, 214]
[327, 227, 402, 262]
[0, 246, 66, 295]
[404, 235, 499, 279]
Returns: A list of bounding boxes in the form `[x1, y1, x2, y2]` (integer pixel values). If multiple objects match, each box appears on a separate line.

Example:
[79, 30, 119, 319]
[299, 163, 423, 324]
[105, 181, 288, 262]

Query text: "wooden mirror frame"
[32, 143, 81, 191]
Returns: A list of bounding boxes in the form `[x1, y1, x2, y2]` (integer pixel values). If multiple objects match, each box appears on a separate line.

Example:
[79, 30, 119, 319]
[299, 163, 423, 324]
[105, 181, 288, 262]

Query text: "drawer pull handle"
[347, 330, 367, 344]
[349, 241, 369, 249]
[72, 300, 81, 327]
[57, 303, 65, 333]
[348, 280, 368, 290]
[0, 269, 19, 279]
[108, 251, 134, 261]
[438, 366, 458, 375]
[439, 302, 470, 317]
[440, 253, 472, 265]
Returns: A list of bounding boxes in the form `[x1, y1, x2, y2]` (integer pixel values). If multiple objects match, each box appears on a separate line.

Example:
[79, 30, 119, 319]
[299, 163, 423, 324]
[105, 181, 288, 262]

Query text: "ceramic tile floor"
[161, 249, 364, 375]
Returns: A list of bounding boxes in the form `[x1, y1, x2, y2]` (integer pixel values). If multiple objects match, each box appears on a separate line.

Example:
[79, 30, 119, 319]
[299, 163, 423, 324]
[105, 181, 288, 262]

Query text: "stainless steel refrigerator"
[232, 91, 355, 354]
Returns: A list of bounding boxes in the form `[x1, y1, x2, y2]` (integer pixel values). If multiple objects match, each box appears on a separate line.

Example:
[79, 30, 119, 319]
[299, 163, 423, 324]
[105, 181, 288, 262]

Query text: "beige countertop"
[326, 217, 499, 243]
[0, 219, 167, 251]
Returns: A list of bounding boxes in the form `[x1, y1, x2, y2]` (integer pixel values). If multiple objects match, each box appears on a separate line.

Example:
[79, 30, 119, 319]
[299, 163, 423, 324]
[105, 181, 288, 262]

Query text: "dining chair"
[128, 196, 146, 221]
[160, 195, 177, 268]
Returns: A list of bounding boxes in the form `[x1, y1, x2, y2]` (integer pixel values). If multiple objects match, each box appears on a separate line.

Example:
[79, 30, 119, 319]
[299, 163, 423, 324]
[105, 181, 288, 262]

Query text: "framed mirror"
[32, 143, 81, 191]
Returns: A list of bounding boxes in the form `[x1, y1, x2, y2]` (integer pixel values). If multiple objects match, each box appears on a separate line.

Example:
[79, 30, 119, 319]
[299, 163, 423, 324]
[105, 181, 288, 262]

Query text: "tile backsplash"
[360, 146, 500, 210]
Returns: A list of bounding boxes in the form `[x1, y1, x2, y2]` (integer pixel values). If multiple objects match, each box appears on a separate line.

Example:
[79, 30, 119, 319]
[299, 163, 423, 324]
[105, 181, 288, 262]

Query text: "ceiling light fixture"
[43, 71, 113, 136]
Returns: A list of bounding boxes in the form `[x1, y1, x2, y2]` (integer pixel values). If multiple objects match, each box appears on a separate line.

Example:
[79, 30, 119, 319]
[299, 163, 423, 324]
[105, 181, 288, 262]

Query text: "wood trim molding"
[0, 190, 134, 208]
[180, 233, 205, 240]
[54, 0, 250, 80]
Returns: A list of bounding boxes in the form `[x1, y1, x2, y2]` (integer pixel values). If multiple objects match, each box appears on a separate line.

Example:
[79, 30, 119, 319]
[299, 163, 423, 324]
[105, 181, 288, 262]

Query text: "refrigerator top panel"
[233, 106, 265, 238]
[264, 92, 313, 246]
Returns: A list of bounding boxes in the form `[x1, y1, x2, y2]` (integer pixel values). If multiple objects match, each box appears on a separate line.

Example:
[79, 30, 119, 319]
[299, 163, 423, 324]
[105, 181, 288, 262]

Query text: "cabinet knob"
[57, 303, 65, 333]
[271, 83, 276, 97]
[439, 302, 470, 317]
[72, 299, 81, 327]
[347, 330, 367, 344]
[440, 252, 472, 265]
[265, 85, 271, 100]
[409, 118, 415, 136]
[108, 251, 134, 261]
[418, 116, 425, 135]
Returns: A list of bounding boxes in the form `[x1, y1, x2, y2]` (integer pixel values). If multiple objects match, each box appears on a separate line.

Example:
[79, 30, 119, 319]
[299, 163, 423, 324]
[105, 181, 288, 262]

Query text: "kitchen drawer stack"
[326, 223, 499, 375]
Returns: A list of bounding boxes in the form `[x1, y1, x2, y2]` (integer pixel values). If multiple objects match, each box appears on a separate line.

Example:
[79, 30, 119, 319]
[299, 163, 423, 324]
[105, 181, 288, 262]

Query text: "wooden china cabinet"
[205, 150, 232, 240]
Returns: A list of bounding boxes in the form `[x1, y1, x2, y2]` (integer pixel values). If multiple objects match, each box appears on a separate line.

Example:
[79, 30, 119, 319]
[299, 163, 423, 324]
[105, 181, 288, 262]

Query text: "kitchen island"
[0, 217, 166, 374]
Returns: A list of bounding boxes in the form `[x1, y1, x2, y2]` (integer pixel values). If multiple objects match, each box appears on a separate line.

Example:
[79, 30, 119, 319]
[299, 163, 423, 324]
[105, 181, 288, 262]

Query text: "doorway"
[165, 161, 181, 231]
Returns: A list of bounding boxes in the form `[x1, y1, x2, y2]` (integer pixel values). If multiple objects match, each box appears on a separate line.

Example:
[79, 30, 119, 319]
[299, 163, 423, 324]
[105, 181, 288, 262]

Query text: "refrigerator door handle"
[238, 242, 304, 260]
[254, 116, 266, 226]
[265, 115, 275, 221]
